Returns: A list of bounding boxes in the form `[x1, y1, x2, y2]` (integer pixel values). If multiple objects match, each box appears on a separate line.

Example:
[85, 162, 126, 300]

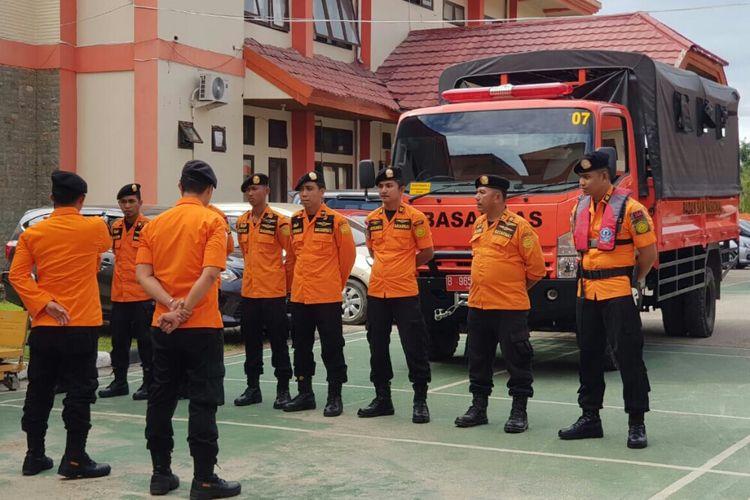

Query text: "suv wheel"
[342, 279, 367, 325]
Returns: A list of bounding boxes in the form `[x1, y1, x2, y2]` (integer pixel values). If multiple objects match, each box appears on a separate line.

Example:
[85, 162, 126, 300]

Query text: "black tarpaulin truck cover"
[437, 50, 741, 199]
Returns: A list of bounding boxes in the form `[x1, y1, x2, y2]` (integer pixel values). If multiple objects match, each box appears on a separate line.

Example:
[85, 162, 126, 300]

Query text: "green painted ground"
[0, 330, 749, 499]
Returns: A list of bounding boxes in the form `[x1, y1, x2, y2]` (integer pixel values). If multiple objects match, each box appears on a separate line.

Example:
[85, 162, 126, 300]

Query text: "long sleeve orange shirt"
[288, 203, 356, 304]
[110, 214, 151, 302]
[9, 207, 111, 327]
[236, 205, 292, 299]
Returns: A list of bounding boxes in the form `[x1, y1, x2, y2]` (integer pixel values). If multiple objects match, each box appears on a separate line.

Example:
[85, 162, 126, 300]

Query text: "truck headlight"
[556, 231, 578, 279]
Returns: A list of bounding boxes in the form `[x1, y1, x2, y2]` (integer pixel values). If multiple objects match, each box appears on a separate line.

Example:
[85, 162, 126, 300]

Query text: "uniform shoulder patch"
[634, 220, 651, 235]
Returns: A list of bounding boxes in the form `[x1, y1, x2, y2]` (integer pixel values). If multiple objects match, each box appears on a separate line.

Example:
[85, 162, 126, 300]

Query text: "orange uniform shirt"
[110, 214, 151, 302]
[9, 207, 111, 327]
[208, 204, 235, 257]
[575, 188, 657, 300]
[136, 197, 227, 328]
[236, 205, 292, 299]
[468, 209, 546, 311]
[288, 203, 356, 304]
[366, 204, 433, 298]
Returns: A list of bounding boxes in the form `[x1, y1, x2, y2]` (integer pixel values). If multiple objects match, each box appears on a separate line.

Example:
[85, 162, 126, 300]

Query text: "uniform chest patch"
[111, 227, 123, 240]
[314, 215, 335, 234]
[291, 217, 304, 235]
[259, 216, 278, 236]
[493, 219, 518, 239]
[394, 218, 411, 230]
[133, 221, 144, 241]
[237, 222, 249, 234]
[367, 219, 384, 233]
[599, 227, 614, 244]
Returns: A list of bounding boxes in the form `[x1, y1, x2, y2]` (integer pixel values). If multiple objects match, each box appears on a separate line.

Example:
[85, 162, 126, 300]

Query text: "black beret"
[294, 170, 325, 191]
[241, 173, 269, 192]
[182, 160, 217, 188]
[51, 170, 87, 200]
[117, 183, 141, 199]
[375, 166, 403, 185]
[574, 151, 610, 174]
[475, 174, 509, 192]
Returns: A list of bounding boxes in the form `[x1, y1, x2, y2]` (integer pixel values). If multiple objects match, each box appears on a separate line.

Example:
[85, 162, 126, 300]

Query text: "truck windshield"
[393, 108, 594, 193]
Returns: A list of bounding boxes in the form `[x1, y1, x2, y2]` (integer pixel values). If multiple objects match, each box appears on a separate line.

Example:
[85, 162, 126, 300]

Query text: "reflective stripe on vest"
[573, 187, 631, 252]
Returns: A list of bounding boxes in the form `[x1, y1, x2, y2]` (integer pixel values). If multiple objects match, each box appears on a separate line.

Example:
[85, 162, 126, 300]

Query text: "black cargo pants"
[241, 297, 292, 383]
[109, 300, 153, 380]
[289, 302, 348, 384]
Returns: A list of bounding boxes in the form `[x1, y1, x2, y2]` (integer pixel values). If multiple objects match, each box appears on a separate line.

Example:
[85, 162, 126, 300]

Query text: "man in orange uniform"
[233, 173, 293, 409]
[283, 171, 356, 417]
[9, 170, 112, 479]
[99, 183, 153, 400]
[135, 160, 241, 498]
[558, 150, 656, 449]
[357, 166, 434, 423]
[455, 175, 546, 433]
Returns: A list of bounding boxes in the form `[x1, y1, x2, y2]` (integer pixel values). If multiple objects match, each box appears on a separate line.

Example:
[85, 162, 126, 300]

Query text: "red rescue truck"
[360, 50, 741, 360]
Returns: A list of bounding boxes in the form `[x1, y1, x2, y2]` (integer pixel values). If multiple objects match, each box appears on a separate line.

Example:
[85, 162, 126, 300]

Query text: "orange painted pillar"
[58, 0, 76, 172]
[467, 0, 485, 27]
[291, 0, 313, 57]
[508, 0, 518, 20]
[291, 111, 315, 182]
[134, 0, 159, 204]
[360, 0, 372, 69]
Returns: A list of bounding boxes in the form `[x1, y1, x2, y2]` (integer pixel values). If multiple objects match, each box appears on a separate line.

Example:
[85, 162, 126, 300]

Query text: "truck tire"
[661, 295, 687, 337]
[427, 321, 460, 361]
[342, 279, 367, 325]
[685, 268, 716, 338]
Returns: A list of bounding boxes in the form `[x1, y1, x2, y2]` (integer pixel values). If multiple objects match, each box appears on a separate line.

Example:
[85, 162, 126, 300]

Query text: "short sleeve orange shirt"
[576, 188, 657, 300]
[136, 197, 227, 328]
[9, 207, 111, 327]
[468, 209, 546, 311]
[365, 203, 433, 298]
[236, 205, 291, 299]
[111, 213, 151, 302]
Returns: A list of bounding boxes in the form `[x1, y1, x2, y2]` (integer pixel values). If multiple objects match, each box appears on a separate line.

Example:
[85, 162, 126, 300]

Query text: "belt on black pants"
[581, 266, 633, 280]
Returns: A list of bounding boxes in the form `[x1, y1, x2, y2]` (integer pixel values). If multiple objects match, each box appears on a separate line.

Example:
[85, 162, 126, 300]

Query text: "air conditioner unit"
[197, 73, 229, 104]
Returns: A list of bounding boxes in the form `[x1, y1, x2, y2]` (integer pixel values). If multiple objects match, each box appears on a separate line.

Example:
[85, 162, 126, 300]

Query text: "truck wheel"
[427, 321, 460, 361]
[661, 295, 687, 337]
[685, 268, 716, 338]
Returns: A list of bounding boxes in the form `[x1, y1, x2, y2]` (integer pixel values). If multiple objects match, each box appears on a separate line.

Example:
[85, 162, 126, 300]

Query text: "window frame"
[244, 0, 290, 32]
[443, 0, 466, 26]
[404, 0, 433, 10]
[268, 119, 288, 149]
[315, 126, 354, 156]
[313, 0, 361, 49]
[243, 116, 256, 146]
[178, 121, 203, 150]
[599, 113, 630, 175]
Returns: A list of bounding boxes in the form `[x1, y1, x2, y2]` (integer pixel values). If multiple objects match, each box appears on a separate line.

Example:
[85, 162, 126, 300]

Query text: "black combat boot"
[22, 434, 53, 476]
[149, 451, 179, 495]
[189, 475, 242, 500]
[504, 396, 529, 433]
[98, 373, 128, 398]
[22, 451, 53, 476]
[454, 394, 489, 428]
[273, 379, 292, 410]
[132, 368, 151, 401]
[627, 413, 648, 449]
[283, 377, 316, 412]
[357, 383, 395, 418]
[57, 453, 111, 479]
[234, 376, 262, 407]
[323, 382, 343, 417]
[558, 409, 604, 440]
[412, 384, 430, 424]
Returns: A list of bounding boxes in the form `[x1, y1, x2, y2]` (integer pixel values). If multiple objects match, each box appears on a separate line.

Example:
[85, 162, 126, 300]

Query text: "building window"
[404, 0, 433, 9]
[178, 121, 202, 150]
[443, 1, 465, 26]
[268, 119, 288, 149]
[245, 0, 289, 32]
[313, 0, 360, 48]
[315, 126, 354, 155]
[268, 157, 288, 202]
[316, 161, 353, 189]
[243, 116, 255, 145]
[381, 132, 392, 150]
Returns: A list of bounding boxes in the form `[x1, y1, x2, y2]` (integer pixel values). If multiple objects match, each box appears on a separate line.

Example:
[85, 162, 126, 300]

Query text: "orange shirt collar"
[50, 207, 80, 217]
[176, 196, 205, 207]
[589, 186, 616, 214]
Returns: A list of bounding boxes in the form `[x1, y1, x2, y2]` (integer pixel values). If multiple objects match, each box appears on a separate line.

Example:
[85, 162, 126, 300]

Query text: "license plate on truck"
[445, 275, 472, 292]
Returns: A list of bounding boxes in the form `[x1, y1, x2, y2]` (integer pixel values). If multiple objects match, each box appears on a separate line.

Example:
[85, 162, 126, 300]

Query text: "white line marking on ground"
[649, 433, 750, 499]
[223, 333, 369, 366]
[428, 348, 579, 393]
[1, 402, 749, 480]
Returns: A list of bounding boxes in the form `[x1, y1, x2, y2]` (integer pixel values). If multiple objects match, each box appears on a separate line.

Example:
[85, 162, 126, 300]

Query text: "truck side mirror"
[358, 160, 376, 189]
[596, 146, 618, 180]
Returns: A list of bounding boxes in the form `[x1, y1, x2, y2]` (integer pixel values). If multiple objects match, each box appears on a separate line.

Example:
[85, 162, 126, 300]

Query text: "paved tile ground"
[0, 271, 748, 499]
